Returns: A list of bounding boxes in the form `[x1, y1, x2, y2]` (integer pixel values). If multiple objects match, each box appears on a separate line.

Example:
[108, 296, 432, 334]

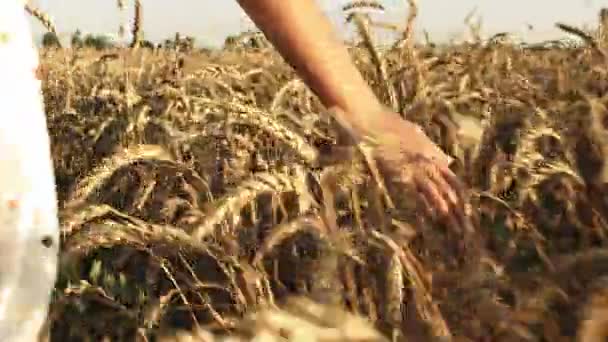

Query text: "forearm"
[237, 0, 390, 135]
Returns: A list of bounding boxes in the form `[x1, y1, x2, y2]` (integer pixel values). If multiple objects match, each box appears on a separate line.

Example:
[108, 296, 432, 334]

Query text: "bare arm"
[237, 0, 467, 229]
[236, 0, 401, 138]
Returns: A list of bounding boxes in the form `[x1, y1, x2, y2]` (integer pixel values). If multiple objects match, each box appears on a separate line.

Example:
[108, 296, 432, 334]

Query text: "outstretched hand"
[334, 107, 469, 231]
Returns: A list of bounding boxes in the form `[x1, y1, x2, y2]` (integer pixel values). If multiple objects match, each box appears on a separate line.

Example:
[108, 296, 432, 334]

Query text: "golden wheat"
[36, 5, 608, 342]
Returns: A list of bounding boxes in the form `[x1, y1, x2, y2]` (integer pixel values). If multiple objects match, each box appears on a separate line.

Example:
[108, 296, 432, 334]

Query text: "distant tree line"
[41, 30, 117, 50]
[42, 28, 276, 52]
[41, 28, 282, 52]
[41, 30, 198, 51]
[224, 30, 270, 50]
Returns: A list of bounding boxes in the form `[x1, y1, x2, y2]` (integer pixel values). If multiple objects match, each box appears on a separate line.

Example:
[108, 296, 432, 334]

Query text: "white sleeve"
[0, 2, 59, 341]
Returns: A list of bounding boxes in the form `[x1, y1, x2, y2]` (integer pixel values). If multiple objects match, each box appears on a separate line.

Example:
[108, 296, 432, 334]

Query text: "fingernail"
[440, 201, 449, 216]
[449, 191, 459, 205]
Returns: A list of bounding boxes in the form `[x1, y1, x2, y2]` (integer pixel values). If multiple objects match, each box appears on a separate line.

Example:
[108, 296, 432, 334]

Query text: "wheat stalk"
[117, 0, 127, 39]
[599, 8, 608, 48]
[24, 3, 61, 48]
[130, 0, 143, 48]
[556, 22, 607, 60]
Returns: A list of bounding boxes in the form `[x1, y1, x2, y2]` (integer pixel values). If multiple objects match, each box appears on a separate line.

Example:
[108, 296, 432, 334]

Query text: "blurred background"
[28, 0, 605, 47]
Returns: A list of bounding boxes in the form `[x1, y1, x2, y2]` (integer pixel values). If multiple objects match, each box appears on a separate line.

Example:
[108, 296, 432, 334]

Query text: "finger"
[427, 163, 470, 232]
[423, 163, 470, 231]
[413, 161, 467, 232]
[424, 174, 465, 232]
[437, 163, 467, 204]
[434, 179, 469, 233]
[415, 176, 449, 216]
[443, 208, 464, 234]
[419, 185, 465, 233]
[425, 159, 462, 210]
[436, 165, 473, 231]
[415, 189, 436, 222]
[425, 163, 460, 208]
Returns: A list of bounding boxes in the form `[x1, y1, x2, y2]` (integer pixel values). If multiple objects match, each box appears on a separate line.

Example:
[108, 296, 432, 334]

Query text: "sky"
[28, 0, 606, 47]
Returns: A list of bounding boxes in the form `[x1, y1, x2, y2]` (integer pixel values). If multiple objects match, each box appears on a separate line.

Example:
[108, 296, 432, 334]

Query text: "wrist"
[341, 96, 386, 129]
[330, 101, 404, 147]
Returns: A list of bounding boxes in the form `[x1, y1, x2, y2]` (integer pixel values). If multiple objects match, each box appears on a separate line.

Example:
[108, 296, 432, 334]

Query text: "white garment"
[0, 1, 59, 341]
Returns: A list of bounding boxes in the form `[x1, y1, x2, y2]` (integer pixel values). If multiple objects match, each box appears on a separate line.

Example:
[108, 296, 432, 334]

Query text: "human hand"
[332, 107, 469, 231]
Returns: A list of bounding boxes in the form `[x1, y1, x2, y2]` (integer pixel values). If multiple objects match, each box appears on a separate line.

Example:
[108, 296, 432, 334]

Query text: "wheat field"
[28, 2, 608, 341]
